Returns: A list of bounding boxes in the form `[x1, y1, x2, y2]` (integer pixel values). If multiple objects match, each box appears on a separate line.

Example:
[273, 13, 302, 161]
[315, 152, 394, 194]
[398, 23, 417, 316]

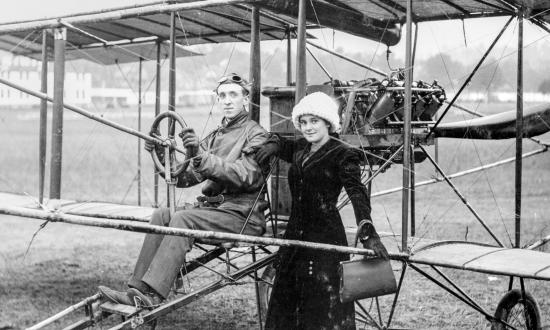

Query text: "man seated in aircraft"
[98, 73, 269, 307]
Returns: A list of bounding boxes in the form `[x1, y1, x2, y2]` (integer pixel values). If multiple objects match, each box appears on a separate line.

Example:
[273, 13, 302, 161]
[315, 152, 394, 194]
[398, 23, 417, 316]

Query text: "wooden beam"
[154, 41, 161, 208]
[27, 294, 101, 330]
[137, 57, 143, 206]
[0, 205, 406, 258]
[249, 6, 261, 122]
[167, 12, 177, 214]
[402, 0, 412, 252]
[295, 0, 307, 102]
[286, 26, 292, 85]
[49, 28, 66, 199]
[38, 31, 48, 204]
[413, 11, 512, 22]
[252, 0, 401, 46]
[515, 9, 524, 248]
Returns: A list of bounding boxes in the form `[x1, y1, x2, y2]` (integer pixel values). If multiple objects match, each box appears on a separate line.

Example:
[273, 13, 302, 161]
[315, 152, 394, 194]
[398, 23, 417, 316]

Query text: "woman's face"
[298, 114, 330, 144]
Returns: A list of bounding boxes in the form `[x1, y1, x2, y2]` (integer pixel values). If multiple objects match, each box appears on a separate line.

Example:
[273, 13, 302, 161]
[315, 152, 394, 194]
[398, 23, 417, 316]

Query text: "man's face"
[216, 83, 249, 119]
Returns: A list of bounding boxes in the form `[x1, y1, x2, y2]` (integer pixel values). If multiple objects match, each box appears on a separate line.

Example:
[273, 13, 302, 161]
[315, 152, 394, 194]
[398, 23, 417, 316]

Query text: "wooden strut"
[0, 77, 186, 154]
[27, 293, 101, 330]
[49, 27, 66, 199]
[305, 40, 387, 77]
[0, 205, 409, 259]
[402, 0, 413, 252]
[370, 147, 547, 199]
[38, 30, 48, 204]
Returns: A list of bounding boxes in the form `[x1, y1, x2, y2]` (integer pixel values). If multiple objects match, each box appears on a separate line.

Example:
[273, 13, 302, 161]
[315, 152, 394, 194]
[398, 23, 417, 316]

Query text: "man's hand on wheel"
[144, 139, 156, 153]
[179, 128, 199, 158]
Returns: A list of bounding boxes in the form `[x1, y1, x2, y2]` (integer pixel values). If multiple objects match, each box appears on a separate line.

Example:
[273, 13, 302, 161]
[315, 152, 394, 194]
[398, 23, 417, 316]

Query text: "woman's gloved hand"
[357, 220, 389, 260]
[362, 235, 389, 260]
[254, 141, 280, 164]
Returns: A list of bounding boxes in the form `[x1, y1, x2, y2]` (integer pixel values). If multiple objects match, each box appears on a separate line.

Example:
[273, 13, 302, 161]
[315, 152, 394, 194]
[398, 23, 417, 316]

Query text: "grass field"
[0, 101, 549, 329]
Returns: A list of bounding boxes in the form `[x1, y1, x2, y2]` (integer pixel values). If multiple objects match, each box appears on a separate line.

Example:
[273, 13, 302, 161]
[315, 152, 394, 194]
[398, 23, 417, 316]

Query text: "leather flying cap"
[216, 73, 251, 94]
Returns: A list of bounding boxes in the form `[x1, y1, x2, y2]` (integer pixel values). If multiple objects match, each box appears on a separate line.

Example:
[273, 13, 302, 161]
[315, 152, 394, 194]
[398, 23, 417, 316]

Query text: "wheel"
[149, 111, 190, 177]
[492, 289, 541, 330]
[258, 263, 276, 323]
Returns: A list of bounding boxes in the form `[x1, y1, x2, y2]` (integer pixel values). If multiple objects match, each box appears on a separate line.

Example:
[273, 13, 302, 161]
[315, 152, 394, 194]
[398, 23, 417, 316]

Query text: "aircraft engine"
[337, 72, 446, 134]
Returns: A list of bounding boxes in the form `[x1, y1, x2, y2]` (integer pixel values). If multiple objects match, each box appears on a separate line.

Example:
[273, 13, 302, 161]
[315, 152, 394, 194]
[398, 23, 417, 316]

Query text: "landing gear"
[492, 289, 541, 330]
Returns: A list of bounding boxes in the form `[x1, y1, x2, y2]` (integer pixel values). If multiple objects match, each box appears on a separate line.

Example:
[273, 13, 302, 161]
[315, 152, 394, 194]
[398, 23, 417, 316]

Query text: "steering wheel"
[149, 111, 191, 178]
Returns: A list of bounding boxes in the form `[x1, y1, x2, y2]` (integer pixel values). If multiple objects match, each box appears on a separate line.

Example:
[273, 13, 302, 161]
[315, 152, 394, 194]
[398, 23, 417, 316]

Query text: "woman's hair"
[291, 92, 341, 133]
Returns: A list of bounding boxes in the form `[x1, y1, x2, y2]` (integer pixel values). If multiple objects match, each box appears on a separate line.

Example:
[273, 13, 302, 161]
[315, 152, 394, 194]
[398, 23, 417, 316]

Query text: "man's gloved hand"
[254, 141, 280, 164]
[145, 133, 165, 161]
[358, 220, 389, 260]
[144, 139, 156, 153]
[179, 128, 199, 159]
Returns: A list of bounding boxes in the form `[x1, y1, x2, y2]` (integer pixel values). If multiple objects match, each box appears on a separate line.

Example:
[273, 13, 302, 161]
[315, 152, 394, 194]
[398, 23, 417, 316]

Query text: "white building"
[0, 55, 92, 107]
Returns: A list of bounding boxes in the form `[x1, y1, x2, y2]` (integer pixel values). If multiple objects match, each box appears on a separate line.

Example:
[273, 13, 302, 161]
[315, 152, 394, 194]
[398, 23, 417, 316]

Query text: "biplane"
[1, 0, 550, 329]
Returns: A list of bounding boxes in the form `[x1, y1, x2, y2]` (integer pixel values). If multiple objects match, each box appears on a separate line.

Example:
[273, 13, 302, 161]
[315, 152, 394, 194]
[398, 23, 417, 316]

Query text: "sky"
[1, 0, 549, 63]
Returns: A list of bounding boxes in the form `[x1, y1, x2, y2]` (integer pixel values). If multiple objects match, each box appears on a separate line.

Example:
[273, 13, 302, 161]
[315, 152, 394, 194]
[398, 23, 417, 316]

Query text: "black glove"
[362, 235, 389, 260]
[179, 128, 199, 159]
[358, 220, 389, 260]
[145, 132, 165, 161]
[254, 141, 280, 165]
[144, 139, 156, 153]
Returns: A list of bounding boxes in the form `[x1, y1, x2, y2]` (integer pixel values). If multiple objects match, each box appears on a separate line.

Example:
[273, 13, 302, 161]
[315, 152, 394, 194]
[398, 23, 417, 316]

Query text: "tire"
[492, 289, 541, 330]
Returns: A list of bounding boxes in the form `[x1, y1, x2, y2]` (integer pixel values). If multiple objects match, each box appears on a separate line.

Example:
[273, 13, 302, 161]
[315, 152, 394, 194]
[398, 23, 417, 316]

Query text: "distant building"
[0, 71, 92, 108]
[0, 55, 215, 108]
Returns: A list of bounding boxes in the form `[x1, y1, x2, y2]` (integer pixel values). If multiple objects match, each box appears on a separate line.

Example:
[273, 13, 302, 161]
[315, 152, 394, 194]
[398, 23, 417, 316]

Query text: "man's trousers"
[127, 205, 264, 298]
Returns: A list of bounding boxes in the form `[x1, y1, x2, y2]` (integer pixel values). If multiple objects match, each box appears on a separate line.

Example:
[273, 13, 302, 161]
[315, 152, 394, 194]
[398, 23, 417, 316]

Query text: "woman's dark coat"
[265, 135, 372, 330]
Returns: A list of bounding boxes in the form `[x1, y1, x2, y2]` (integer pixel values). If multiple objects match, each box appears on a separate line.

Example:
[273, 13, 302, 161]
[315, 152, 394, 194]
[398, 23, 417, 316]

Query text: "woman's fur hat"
[291, 92, 341, 133]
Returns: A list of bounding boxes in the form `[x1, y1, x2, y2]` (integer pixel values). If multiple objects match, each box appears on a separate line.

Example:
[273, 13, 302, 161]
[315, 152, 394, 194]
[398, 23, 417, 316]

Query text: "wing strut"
[427, 15, 514, 139]
[515, 7, 524, 248]
[402, 0, 413, 252]
[419, 145, 504, 247]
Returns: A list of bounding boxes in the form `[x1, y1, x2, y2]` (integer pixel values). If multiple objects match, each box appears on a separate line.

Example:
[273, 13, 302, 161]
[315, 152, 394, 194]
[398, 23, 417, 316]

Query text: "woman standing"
[255, 92, 389, 330]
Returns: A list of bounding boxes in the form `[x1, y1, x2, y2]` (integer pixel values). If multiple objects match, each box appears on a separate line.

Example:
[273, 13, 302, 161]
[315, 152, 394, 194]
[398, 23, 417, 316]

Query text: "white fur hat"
[292, 92, 341, 133]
